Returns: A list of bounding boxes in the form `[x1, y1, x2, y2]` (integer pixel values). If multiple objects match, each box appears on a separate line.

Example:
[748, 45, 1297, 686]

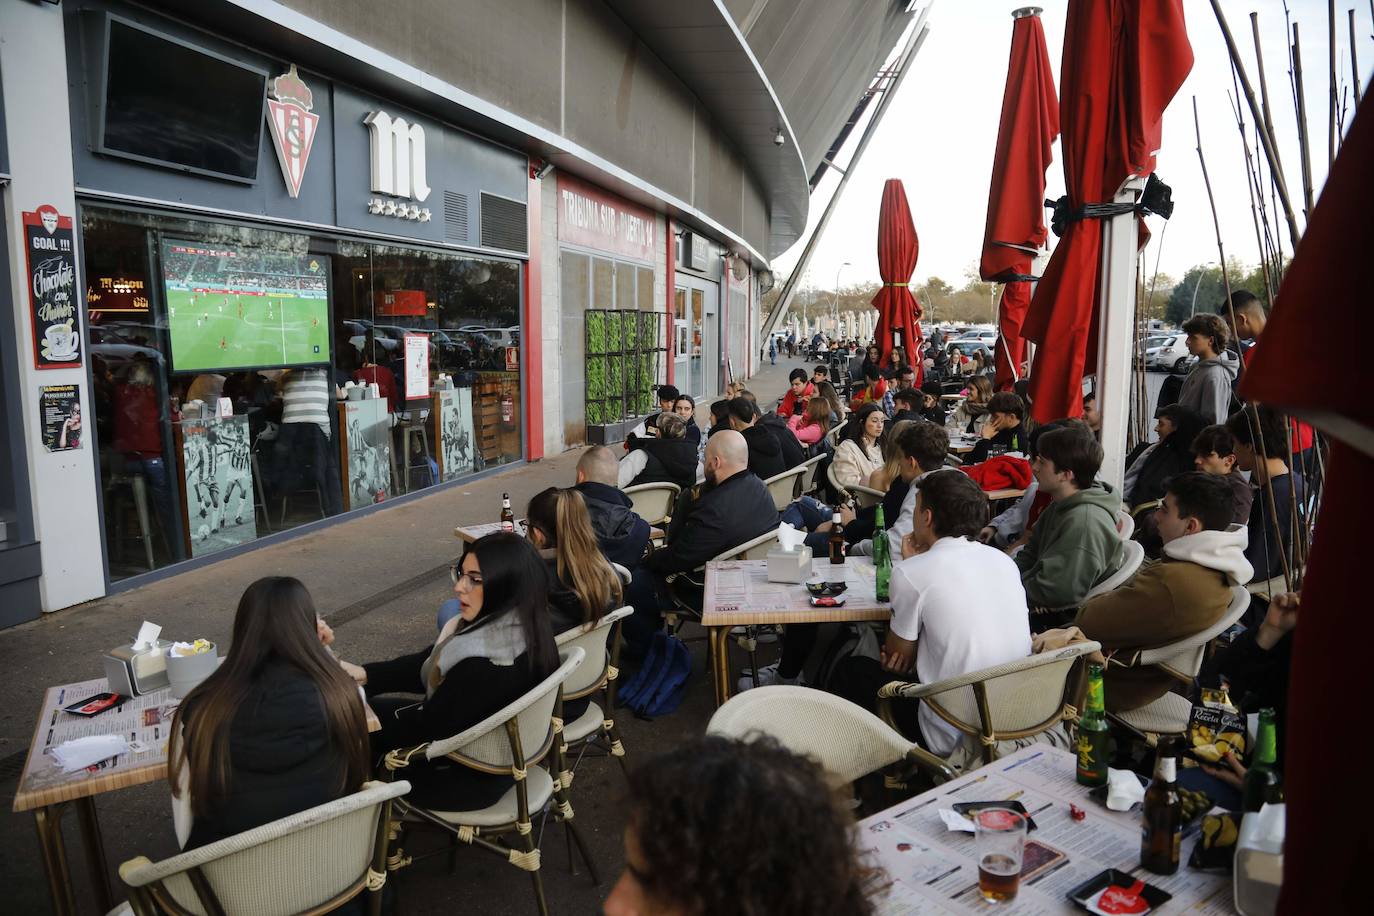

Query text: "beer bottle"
[1075, 662, 1110, 787]
[500, 493, 515, 532]
[828, 511, 846, 565]
[1241, 707, 1281, 812]
[872, 505, 891, 601]
[1140, 737, 1182, 874]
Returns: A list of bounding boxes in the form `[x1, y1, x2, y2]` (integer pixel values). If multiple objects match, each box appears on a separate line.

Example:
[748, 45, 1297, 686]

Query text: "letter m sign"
[364, 110, 432, 202]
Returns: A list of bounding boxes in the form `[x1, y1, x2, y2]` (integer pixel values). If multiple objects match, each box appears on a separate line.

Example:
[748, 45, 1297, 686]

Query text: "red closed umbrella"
[1239, 95, 1374, 913]
[1021, 0, 1192, 423]
[981, 9, 1059, 392]
[871, 179, 923, 382]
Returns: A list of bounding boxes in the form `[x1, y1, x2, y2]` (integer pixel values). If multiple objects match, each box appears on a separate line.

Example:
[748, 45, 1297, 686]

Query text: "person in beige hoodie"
[1076, 472, 1252, 712]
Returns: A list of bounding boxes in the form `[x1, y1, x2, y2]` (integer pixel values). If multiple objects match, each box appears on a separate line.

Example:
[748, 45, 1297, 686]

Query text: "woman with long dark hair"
[341, 532, 558, 810]
[831, 403, 887, 489]
[169, 577, 369, 849]
[526, 487, 623, 635]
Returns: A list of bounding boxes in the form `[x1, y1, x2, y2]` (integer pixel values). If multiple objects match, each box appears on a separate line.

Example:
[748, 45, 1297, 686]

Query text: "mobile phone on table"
[63, 693, 123, 717]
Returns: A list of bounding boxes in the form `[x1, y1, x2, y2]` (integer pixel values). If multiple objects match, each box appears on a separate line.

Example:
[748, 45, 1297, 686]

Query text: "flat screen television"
[99, 19, 266, 183]
[162, 239, 330, 373]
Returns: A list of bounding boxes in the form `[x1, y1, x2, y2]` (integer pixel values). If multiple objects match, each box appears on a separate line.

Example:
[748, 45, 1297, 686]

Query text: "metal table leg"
[708, 626, 733, 708]
[34, 803, 77, 916]
[76, 796, 114, 912]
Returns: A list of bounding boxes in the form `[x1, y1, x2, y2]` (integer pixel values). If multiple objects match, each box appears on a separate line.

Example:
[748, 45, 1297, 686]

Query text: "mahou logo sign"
[265, 65, 318, 198]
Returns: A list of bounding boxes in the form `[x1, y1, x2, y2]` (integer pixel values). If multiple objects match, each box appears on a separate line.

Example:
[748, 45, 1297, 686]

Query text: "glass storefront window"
[81, 206, 523, 582]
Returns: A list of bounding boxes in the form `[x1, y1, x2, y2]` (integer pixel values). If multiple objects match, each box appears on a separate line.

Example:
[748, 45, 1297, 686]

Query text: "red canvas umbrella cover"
[871, 179, 923, 381]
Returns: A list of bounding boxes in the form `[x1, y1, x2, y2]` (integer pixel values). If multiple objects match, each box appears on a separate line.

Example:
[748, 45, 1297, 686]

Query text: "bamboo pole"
[1193, 95, 1293, 593]
[1251, 13, 1279, 143]
[1329, 0, 1339, 170]
[1228, 90, 1276, 306]
[1352, 9, 1363, 108]
[1292, 23, 1317, 218]
[1209, 0, 1302, 250]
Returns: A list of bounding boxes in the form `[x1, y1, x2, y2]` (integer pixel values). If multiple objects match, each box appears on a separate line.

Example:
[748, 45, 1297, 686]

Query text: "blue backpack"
[618, 630, 692, 718]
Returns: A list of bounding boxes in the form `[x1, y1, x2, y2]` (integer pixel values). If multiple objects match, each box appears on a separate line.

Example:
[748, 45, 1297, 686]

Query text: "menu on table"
[858, 747, 1233, 914]
[20, 678, 176, 798]
[709, 557, 877, 614]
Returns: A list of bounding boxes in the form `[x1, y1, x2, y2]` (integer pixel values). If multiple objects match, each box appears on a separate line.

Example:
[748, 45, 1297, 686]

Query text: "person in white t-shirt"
[829, 471, 1031, 757]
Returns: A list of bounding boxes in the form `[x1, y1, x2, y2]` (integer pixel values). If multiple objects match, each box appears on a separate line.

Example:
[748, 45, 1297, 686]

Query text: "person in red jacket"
[777, 368, 815, 419]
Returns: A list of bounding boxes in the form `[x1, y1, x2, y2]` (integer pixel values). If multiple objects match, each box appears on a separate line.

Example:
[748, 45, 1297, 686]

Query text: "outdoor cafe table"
[857, 745, 1235, 914]
[15, 675, 381, 916]
[701, 557, 890, 707]
[454, 519, 524, 542]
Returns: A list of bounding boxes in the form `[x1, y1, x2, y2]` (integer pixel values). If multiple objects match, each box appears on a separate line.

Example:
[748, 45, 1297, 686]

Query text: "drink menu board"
[857, 746, 1233, 914]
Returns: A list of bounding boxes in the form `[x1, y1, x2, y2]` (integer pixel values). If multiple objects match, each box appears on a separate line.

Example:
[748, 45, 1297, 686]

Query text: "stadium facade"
[0, 0, 916, 622]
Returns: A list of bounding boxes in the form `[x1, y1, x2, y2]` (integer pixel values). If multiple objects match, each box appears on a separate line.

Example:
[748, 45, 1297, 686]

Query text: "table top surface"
[454, 519, 524, 542]
[14, 675, 382, 813]
[701, 557, 892, 627]
[856, 746, 1234, 914]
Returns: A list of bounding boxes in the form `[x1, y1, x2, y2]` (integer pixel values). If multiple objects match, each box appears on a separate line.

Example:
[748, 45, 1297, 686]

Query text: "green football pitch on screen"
[166, 288, 329, 373]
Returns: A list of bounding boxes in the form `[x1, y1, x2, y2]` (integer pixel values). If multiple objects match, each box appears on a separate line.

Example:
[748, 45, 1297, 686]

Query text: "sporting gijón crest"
[265, 65, 318, 198]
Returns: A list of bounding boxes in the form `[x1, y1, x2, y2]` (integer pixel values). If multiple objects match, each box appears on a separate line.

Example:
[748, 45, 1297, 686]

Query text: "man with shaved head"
[575, 445, 650, 569]
[646, 429, 779, 579]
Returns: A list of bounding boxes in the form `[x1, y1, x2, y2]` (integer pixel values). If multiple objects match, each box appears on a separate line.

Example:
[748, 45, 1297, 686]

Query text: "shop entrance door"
[674, 273, 719, 400]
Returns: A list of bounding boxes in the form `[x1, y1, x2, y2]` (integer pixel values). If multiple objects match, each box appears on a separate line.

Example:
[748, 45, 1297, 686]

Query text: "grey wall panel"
[561, 0, 695, 206]
[740, 177, 767, 255]
[277, 0, 563, 132]
[703, 128, 744, 238]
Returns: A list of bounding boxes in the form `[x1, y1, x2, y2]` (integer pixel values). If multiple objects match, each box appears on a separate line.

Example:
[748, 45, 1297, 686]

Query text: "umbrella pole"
[1093, 176, 1146, 494]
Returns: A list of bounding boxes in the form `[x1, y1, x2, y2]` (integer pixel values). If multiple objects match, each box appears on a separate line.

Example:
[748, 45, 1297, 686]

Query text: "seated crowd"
[161, 333, 1313, 913]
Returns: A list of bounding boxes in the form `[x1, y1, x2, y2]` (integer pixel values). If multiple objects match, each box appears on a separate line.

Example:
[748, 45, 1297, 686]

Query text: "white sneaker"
[738, 661, 804, 693]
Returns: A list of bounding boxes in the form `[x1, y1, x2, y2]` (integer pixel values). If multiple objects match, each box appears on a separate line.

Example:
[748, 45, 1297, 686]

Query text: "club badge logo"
[265, 65, 319, 198]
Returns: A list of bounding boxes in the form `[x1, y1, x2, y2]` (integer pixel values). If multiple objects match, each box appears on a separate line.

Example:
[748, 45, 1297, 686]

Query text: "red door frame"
[523, 167, 544, 460]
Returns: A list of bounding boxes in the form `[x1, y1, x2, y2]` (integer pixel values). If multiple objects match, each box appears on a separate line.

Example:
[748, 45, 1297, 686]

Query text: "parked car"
[948, 339, 993, 359]
[1135, 335, 1171, 367]
[345, 319, 400, 355]
[1144, 335, 1193, 373]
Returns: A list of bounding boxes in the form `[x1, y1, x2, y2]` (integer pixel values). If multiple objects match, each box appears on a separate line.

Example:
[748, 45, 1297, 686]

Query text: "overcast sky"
[773, 0, 1373, 292]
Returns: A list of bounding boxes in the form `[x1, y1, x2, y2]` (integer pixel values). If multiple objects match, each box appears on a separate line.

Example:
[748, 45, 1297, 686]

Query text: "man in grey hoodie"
[1015, 426, 1124, 616]
[1076, 472, 1252, 711]
[1177, 313, 1238, 424]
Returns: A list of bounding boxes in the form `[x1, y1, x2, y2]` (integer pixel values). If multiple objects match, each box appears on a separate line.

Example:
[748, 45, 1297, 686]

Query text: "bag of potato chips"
[1187, 704, 1247, 764]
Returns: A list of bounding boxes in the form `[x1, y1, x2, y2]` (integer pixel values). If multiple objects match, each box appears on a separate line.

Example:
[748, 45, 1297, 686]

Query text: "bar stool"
[249, 454, 272, 533]
[104, 472, 155, 571]
[399, 412, 432, 492]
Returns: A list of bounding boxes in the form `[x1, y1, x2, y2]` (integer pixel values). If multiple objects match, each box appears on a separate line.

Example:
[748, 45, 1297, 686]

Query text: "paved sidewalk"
[0, 355, 807, 914]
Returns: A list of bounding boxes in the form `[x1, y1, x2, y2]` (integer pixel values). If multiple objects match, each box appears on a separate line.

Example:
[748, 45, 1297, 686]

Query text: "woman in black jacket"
[624, 414, 699, 489]
[169, 577, 370, 849]
[343, 533, 558, 810]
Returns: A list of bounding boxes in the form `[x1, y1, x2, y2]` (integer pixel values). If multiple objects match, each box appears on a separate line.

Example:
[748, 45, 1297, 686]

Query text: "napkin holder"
[1234, 805, 1284, 916]
[103, 640, 173, 696]
[766, 545, 812, 584]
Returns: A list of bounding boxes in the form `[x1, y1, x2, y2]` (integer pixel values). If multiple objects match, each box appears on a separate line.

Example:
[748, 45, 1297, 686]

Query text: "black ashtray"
[950, 800, 1038, 832]
[1067, 869, 1172, 914]
[805, 581, 848, 597]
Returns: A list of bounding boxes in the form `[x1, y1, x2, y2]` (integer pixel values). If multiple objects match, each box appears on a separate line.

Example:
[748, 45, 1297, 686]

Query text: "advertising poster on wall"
[38, 384, 83, 451]
[179, 415, 258, 557]
[404, 333, 429, 399]
[340, 397, 393, 510]
[436, 387, 477, 481]
[24, 206, 82, 369]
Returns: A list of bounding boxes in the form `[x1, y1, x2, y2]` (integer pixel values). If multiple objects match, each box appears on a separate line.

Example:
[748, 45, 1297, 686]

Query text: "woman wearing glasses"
[339, 532, 558, 809]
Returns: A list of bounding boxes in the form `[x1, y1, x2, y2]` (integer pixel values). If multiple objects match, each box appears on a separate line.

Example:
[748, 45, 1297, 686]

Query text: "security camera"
[773, 128, 785, 147]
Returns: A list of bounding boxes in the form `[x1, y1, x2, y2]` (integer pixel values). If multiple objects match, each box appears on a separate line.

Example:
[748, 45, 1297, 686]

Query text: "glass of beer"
[975, 807, 1027, 903]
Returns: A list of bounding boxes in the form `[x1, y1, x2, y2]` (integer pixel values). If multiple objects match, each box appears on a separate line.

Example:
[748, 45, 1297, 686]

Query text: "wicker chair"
[1110, 586, 1251, 738]
[382, 648, 587, 916]
[1082, 540, 1146, 602]
[763, 466, 808, 512]
[118, 780, 411, 916]
[707, 686, 950, 786]
[622, 482, 681, 528]
[553, 606, 634, 782]
[796, 454, 826, 496]
[1115, 509, 1135, 540]
[877, 641, 1102, 775]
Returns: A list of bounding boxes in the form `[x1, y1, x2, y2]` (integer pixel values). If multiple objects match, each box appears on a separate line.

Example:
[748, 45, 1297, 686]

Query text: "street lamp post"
[833, 262, 850, 335]
[1189, 262, 1216, 318]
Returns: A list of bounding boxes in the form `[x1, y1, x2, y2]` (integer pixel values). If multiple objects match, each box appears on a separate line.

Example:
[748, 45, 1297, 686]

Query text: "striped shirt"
[281, 369, 332, 439]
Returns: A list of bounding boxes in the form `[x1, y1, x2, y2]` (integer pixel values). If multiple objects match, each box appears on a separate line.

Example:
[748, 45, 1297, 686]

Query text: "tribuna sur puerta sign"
[556, 173, 656, 262]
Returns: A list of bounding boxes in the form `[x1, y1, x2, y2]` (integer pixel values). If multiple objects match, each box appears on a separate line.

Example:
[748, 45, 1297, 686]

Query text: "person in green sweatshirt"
[1014, 425, 1124, 622]
[1076, 472, 1252, 711]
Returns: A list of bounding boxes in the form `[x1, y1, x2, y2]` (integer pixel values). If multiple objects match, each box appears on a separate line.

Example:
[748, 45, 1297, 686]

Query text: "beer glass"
[975, 807, 1026, 903]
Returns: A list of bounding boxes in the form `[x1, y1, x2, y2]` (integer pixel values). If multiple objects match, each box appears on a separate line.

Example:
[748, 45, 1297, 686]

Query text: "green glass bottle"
[1241, 708, 1281, 812]
[1076, 663, 1110, 787]
[872, 505, 891, 601]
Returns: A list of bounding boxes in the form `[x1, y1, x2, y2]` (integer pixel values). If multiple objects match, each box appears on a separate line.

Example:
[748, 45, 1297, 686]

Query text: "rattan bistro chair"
[796, 453, 826, 497]
[878, 641, 1102, 776]
[382, 648, 587, 916]
[1110, 586, 1251, 739]
[708, 686, 949, 787]
[118, 780, 411, 916]
[763, 465, 808, 512]
[553, 606, 634, 782]
[622, 482, 680, 528]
